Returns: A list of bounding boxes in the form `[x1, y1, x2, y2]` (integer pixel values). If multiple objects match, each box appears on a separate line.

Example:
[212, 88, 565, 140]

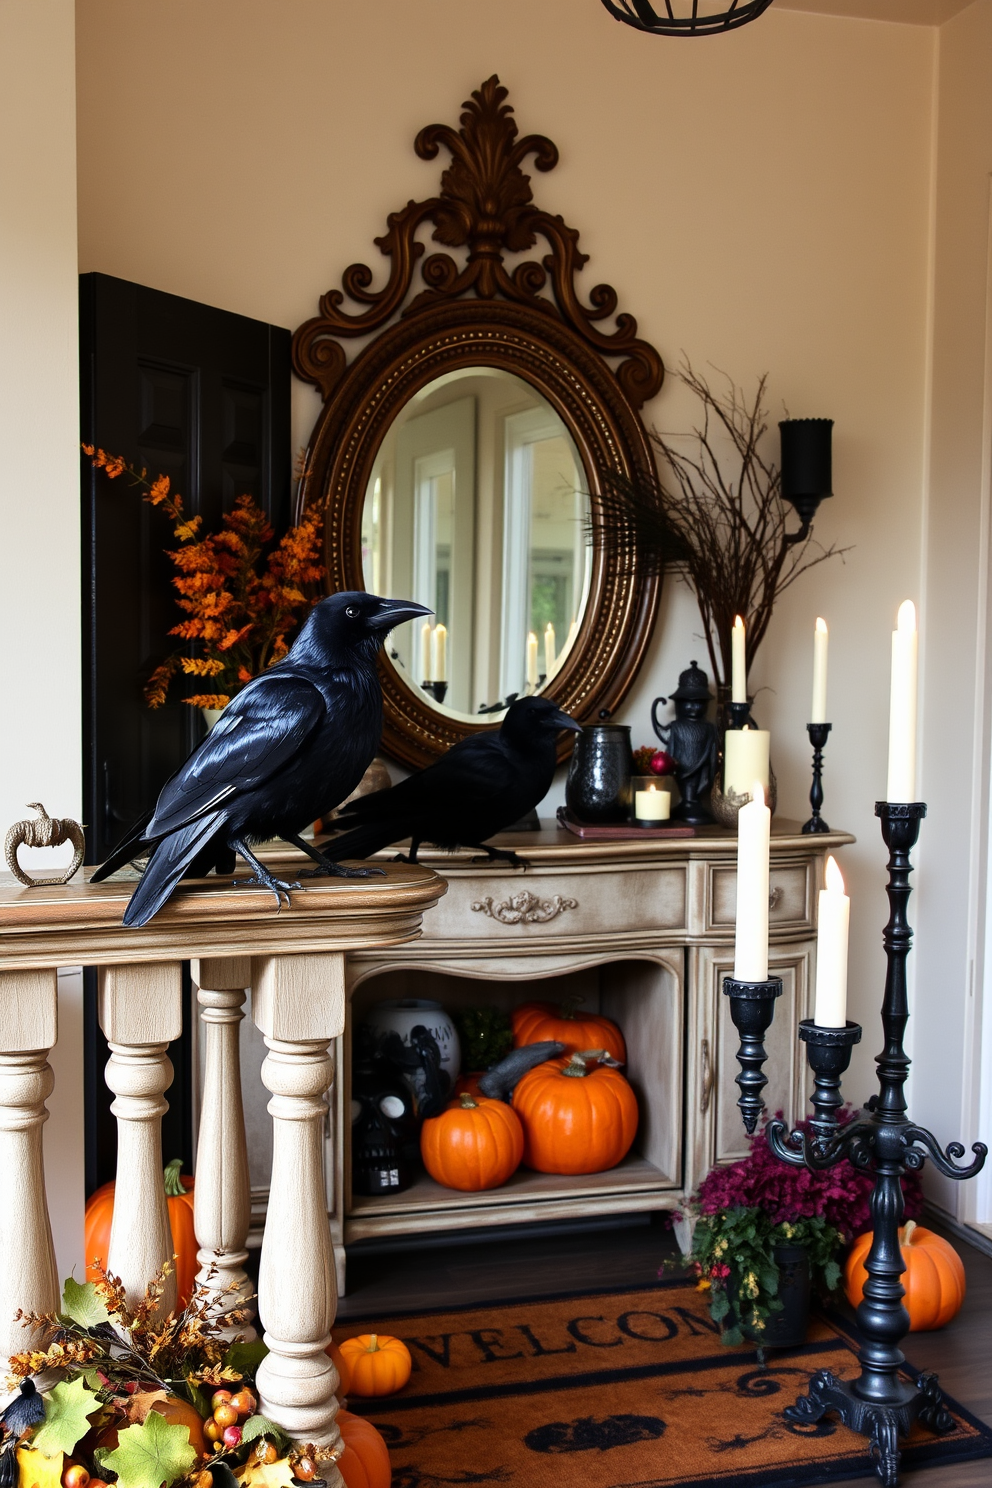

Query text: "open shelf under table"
[344, 1152, 679, 1242]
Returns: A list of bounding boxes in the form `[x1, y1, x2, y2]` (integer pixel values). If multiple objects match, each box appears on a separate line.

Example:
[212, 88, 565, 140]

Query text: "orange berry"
[211, 1390, 233, 1411]
[213, 1404, 238, 1429]
[204, 1419, 222, 1442]
[229, 1389, 256, 1418]
[63, 1467, 90, 1488]
[293, 1458, 316, 1482]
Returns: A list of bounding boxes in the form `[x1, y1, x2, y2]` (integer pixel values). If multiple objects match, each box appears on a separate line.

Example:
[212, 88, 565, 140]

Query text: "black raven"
[92, 591, 429, 926]
[324, 695, 581, 868]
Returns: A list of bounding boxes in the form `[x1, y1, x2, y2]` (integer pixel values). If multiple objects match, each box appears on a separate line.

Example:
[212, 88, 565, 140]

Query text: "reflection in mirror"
[362, 368, 592, 721]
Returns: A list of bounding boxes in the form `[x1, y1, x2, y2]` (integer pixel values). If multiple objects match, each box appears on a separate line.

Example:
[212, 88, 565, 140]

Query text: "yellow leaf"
[236, 1457, 297, 1488]
[17, 1447, 64, 1488]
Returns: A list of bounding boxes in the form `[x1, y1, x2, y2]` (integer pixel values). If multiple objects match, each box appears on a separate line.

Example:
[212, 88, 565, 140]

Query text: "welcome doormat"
[335, 1279, 992, 1487]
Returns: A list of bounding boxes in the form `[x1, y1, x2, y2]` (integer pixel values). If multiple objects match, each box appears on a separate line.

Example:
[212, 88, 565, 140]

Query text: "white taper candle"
[811, 617, 829, 724]
[731, 615, 747, 704]
[814, 855, 850, 1028]
[421, 622, 432, 682]
[886, 600, 918, 802]
[733, 781, 771, 982]
[432, 623, 447, 683]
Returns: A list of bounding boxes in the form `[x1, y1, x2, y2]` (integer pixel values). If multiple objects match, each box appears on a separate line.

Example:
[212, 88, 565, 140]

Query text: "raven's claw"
[236, 870, 302, 909]
[298, 860, 386, 879]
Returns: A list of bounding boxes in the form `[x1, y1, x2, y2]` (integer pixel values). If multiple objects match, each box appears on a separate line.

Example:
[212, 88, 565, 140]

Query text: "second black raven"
[92, 591, 429, 926]
[325, 695, 581, 867]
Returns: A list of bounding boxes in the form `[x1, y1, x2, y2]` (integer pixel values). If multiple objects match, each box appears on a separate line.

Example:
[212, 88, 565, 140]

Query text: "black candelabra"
[723, 801, 987, 1486]
[803, 721, 831, 833]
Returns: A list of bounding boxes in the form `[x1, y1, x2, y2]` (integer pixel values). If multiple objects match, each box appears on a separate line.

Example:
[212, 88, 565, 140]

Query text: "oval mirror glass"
[361, 367, 592, 722]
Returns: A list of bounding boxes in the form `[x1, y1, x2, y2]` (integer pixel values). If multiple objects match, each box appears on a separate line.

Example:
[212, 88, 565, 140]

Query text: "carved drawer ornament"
[471, 890, 579, 925]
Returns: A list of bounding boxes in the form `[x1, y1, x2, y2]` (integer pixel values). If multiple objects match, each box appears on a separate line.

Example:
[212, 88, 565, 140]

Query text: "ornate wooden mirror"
[292, 76, 664, 768]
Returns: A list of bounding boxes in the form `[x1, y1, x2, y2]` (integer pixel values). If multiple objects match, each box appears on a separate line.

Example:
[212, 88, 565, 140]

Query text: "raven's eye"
[345, 604, 360, 619]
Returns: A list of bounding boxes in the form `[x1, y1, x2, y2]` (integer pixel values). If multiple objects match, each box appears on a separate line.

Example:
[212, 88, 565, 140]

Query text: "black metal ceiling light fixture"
[601, 0, 774, 37]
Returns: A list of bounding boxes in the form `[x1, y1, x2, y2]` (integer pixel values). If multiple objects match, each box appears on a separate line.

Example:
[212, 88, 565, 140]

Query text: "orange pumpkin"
[453, 1071, 487, 1100]
[90, 1394, 207, 1459]
[326, 1338, 353, 1396]
[844, 1221, 966, 1331]
[336, 1409, 391, 1488]
[420, 1093, 524, 1191]
[512, 999, 626, 1064]
[512, 1051, 639, 1174]
[85, 1158, 197, 1308]
[339, 1334, 412, 1397]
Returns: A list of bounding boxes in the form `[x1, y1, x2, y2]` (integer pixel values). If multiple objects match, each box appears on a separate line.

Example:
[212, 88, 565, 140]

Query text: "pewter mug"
[565, 724, 633, 823]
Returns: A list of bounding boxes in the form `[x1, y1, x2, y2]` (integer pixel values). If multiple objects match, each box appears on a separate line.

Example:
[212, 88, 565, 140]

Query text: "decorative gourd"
[84, 1159, 197, 1308]
[512, 999, 626, 1064]
[326, 1338, 353, 1396]
[420, 1093, 524, 1191]
[512, 1051, 639, 1174]
[338, 1334, 412, 1397]
[844, 1221, 966, 1331]
[336, 1409, 391, 1488]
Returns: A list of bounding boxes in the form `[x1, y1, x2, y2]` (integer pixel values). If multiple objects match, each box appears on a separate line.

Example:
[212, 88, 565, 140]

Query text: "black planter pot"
[731, 1242, 811, 1351]
[565, 724, 633, 824]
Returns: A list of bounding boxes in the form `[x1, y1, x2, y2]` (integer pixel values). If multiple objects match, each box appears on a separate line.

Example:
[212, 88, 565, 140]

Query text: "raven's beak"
[551, 708, 583, 733]
[370, 598, 433, 632]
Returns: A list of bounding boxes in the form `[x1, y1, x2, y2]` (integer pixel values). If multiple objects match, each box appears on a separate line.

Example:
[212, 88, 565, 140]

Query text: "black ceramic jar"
[565, 724, 633, 824]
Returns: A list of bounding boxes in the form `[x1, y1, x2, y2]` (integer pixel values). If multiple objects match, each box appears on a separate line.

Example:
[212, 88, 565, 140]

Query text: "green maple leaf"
[101, 1410, 197, 1488]
[241, 1416, 288, 1450]
[61, 1276, 111, 1328]
[33, 1378, 101, 1458]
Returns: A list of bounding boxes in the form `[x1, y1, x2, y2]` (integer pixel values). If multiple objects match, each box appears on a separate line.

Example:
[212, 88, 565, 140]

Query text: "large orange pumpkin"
[512, 1052, 639, 1174]
[326, 1338, 353, 1396]
[339, 1334, 412, 1397]
[336, 1409, 391, 1488]
[420, 1093, 524, 1191]
[844, 1221, 966, 1331]
[512, 999, 626, 1064]
[85, 1158, 197, 1308]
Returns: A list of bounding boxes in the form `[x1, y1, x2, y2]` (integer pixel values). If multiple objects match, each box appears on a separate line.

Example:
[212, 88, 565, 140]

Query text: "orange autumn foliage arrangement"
[84, 447, 325, 710]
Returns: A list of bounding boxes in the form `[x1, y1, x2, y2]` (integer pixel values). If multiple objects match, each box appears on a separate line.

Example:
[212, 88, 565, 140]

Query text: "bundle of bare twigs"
[594, 361, 848, 691]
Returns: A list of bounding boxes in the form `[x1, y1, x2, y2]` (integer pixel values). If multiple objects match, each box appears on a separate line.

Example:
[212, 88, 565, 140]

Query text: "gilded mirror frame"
[292, 76, 665, 769]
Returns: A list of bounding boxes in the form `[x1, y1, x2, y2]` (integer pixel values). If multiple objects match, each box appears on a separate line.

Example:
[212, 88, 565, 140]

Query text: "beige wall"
[0, 0, 84, 1278]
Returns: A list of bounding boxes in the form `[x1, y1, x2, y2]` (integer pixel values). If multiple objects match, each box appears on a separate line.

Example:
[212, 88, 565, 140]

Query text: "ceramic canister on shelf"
[565, 724, 633, 824]
[364, 999, 461, 1108]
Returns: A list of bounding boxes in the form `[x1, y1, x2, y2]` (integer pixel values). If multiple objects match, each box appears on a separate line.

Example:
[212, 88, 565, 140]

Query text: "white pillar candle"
[886, 600, 918, 802]
[734, 782, 771, 982]
[811, 617, 829, 724]
[724, 726, 770, 798]
[431, 623, 447, 683]
[527, 631, 539, 688]
[731, 615, 747, 704]
[545, 622, 556, 678]
[421, 621, 432, 681]
[814, 855, 850, 1028]
[635, 785, 671, 821]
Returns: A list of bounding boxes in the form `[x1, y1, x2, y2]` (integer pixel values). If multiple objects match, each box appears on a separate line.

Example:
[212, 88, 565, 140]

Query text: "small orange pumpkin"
[326, 1338, 353, 1396]
[339, 1334, 412, 1397]
[512, 1051, 639, 1174]
[844, 1221, 966, 1331]
[85, 1158, 197, 1308]
[512, 999, 626, 1064]
[336, 1409, 391, 1488]
[420, 1093, 524, 1191]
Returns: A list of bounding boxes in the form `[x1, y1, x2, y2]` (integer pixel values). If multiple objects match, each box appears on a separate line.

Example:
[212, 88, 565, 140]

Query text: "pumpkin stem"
[163, 1158, 187, 1197]
[561, 1051, 603, 1077]
[559, 995, 586, 1021]
[902, 1220, 917, 1246]
[459, 1093, 479, 1109]
[367, 1334, 379, 1352]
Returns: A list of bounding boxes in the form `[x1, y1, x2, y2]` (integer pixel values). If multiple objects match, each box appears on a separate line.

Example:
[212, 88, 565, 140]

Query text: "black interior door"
[79, 273, 291, 1193]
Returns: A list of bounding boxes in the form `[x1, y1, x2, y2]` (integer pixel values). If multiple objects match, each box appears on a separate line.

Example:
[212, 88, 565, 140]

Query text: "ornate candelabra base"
[802, 721, 832, 833]
[722, 800, 987, 1485]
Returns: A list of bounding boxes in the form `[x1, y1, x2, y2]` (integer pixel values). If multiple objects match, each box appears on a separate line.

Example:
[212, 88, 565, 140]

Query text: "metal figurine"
[651, 662, 719, 825]
[723, 800, 987, 1487]
[803, 722, 832, 834]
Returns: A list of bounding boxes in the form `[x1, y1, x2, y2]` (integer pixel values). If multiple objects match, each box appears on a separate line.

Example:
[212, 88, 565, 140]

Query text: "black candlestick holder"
[725, 700, 755, 731]
[422, 680, 448, 704]
[721, 976, 783, 1135]
[723, 801, 987, 1486]
[803, 722, 832, 833]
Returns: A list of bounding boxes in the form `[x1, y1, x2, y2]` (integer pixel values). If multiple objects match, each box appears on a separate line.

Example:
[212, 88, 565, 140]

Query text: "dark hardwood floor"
[336, 1213, 992, 1487]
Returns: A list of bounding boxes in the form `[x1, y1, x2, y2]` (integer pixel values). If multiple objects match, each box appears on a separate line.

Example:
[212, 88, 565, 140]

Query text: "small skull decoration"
[5, 803, 85, 887]
[351, 1028, 419, 1196]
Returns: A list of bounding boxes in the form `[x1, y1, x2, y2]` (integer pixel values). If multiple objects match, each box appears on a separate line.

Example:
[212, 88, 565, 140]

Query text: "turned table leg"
[252, 953, 344, 1469]
[0, 970, 60, 1371]
[191, 957, 256, 1339]
[98, 962, 182, 1318]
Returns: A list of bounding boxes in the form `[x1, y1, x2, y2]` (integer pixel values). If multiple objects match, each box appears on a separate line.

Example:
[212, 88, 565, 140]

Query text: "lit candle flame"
[734, 615, 745, 631]
[897, 600, 917, 632]
[825, 855, 845, 894]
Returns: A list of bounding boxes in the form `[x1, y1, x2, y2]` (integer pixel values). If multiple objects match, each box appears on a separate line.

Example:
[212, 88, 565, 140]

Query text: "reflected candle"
[432, 623, 447, 683]
[545, 622, 556, 678]
[421, 622, 432, 682]
[527, 631, 539, 688]
[814, 855, 850, 1027]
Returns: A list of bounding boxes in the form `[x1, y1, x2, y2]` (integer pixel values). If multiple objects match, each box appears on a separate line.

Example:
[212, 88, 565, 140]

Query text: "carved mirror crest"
[293, 75, 664, 768]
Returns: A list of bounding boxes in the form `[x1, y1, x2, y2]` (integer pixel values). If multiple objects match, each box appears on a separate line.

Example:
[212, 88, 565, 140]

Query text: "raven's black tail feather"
[90, 810, 154, 882]
[122, 811, 227, 927]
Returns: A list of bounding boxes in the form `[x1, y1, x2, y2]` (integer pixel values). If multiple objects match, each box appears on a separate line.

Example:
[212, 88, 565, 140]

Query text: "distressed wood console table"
[0, 865, 444, 1479]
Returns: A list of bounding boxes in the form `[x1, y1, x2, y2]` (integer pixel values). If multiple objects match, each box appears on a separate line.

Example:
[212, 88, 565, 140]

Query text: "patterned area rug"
[335, 1278, 992, 1487]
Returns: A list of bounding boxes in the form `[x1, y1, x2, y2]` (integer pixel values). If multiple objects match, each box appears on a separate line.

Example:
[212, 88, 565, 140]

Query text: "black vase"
[732, 1242, 811, 1351]
[565, 725, 633, 824]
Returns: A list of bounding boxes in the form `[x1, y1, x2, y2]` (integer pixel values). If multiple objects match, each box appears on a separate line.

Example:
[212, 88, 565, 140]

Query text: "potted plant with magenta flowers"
[678, 1110, 924, 1351]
